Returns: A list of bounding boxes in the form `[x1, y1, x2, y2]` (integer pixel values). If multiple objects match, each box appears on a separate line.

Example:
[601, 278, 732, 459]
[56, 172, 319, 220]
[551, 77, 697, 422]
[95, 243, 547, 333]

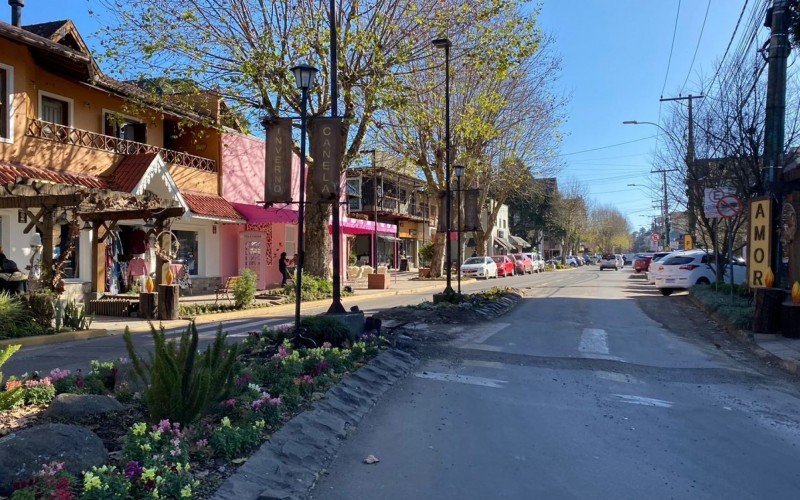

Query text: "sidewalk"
[753, 334, 800, 375]
[54, 272, 462, 343]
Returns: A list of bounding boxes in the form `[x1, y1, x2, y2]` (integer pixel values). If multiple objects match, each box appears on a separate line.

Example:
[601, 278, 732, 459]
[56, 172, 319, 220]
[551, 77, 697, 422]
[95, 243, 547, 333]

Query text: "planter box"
[367, 273, 389, 289]
[418, 268, 431, 278]
[781, 302, 800, 338]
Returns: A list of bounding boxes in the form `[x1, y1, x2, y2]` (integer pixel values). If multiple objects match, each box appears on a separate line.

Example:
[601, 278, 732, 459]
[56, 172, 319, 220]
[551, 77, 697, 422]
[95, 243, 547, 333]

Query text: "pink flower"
[156, 419, 172, 433]
[221, 398, 237, 408]
[278, 345, 289, 358]
[301, 374, 314, 384]
[195, 439, 208, 448]
[322, 342, 332, 349]
[48, 368, 71, 382]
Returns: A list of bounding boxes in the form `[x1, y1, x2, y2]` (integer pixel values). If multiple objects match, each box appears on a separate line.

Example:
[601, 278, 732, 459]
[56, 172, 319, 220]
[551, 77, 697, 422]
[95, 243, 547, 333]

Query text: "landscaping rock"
[45, 394, 125, 421]
[0, 423, 108, 494]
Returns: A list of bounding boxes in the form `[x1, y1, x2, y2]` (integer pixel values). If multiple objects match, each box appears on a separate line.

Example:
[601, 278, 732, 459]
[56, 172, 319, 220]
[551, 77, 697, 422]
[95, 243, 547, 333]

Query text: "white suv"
[525, 253, 545, 273]
[654, 251, 747, 296]
[460, 256, 498, 279]
[599, 253, 618, 271]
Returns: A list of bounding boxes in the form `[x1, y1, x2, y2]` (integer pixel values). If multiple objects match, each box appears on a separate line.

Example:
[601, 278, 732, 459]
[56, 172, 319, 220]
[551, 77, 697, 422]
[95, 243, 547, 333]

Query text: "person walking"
[279, 252, 290, 286]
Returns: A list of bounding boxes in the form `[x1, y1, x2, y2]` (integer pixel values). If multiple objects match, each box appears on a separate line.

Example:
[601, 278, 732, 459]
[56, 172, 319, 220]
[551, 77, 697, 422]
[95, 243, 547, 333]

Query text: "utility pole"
[763, 0, 791, 285]
[653, 169, 678, 251]
[660, 94, 704, 238]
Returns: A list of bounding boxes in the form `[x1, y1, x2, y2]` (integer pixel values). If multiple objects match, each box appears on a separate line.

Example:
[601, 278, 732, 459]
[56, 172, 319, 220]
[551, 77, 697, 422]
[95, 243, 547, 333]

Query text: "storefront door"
[239, 231, 267, 289]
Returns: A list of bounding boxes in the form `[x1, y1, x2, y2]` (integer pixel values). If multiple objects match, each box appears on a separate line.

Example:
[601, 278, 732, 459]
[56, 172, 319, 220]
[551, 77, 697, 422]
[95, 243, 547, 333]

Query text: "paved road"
[3, 269, 559, 376]
[311, 268, 800, 499]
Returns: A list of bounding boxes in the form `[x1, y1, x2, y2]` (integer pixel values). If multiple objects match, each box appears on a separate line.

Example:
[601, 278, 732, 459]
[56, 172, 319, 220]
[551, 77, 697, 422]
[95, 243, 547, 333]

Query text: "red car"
[492, 255, 516, 277]
[511, 253, 533, 274]
[633, 254, 653, 273]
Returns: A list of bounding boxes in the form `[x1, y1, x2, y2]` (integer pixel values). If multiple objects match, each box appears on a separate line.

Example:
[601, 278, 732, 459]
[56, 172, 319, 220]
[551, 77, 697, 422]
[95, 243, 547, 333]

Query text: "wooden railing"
[26, 119, 218, 172]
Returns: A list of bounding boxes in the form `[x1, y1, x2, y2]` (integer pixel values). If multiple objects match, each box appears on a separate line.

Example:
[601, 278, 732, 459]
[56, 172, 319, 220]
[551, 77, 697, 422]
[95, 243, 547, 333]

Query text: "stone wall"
[184, 277, 222, 296]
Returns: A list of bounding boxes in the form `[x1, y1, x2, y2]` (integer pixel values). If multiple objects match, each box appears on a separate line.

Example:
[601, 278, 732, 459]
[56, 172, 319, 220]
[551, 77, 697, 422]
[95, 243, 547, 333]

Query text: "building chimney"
[9, 0, 23, 27]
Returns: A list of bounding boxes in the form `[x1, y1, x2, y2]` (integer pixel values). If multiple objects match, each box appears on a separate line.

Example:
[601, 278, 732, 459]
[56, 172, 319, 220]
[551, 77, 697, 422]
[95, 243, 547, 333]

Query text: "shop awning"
[231, 202, 299, 224]
[183, 192, 244, 223]
[494, 237, 513, 251]
[338, 216, 397, 235]
[509, 235, 530, 247]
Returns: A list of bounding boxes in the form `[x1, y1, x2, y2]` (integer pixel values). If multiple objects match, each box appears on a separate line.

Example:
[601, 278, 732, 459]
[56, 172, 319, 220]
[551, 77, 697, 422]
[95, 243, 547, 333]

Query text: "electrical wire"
[661, 0, 683, 97]
[557, 135, 658, 157]
[680, 0, 712, 94]
[704, 0, 749, 95]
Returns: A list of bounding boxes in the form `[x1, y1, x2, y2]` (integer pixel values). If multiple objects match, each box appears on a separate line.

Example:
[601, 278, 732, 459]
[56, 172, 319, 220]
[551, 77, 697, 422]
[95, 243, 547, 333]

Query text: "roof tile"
[110, 153, 158, 192]
[182, 191, 243, 221]
[0, 160, 108, 189]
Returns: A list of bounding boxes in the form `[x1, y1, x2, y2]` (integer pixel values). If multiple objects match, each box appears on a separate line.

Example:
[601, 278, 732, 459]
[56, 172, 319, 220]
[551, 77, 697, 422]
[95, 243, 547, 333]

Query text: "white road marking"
[463, 359, 507, 369]
[579, 328, 609, 355]
[415, 371, 507, 388]
[460, 343, 504, 352]
[594, 371, 641, 384]
[613, 394, 673, 408]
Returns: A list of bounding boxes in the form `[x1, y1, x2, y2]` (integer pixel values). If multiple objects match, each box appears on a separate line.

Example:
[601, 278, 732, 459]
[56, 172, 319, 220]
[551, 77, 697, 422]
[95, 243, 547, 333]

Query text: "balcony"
[359, 199, 431, 221]
[26, 119, 218, 172]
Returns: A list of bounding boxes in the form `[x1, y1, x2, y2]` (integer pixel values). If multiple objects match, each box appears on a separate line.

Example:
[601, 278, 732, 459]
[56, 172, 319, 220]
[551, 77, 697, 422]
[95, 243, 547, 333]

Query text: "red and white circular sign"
[716, 195, 742, 219]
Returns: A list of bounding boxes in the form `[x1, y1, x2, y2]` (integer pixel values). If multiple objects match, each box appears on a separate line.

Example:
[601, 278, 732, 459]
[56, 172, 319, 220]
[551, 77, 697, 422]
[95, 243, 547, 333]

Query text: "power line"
[557, 135, 658, 157]
[661, 0, 683, 97]
[704, 0, 750, 94]
[680, 0, 712, 94]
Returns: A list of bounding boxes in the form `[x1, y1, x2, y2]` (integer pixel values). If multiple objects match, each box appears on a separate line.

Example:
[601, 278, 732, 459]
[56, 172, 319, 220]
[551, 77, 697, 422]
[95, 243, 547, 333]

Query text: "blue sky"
[18, 1, 750, 230]
[538, 1, 747, 229]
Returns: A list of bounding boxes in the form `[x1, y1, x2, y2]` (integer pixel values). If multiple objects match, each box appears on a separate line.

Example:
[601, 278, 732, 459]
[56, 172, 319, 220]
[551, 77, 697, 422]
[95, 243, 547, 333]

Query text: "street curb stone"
[211, 348, 419, 500]
[687, 294, 800, 376]
[475, 293, 522, 320]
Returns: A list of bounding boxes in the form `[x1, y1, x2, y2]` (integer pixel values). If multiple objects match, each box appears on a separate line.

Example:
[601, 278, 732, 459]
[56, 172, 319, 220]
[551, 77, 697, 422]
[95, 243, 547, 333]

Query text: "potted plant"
[418, 242, 435, 278]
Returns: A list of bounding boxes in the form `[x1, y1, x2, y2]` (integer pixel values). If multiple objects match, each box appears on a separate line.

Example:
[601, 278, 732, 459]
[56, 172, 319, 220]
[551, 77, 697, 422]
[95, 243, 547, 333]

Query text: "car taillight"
[679, 264, 700, 271]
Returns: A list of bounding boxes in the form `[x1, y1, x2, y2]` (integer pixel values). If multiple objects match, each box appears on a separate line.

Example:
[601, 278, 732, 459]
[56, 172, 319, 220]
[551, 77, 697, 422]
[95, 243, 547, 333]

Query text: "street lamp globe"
[455, 165, 465, 179]
[432, 37, 451, 49]
[290, 63, 318, 90]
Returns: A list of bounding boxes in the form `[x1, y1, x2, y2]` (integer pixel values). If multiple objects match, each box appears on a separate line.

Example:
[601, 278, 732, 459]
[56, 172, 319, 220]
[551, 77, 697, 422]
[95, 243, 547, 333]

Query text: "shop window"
[40, 93, 71, 126]
[173, 230, 199, 276]
[54, 224, 79, 280]
[285, 225, 296, 257]
[0, 64, 12, 142]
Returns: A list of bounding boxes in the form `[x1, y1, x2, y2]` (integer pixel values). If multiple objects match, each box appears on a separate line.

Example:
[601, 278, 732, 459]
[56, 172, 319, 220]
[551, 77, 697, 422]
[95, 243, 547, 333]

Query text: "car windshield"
[463, 258, 484, 265]
[602, 254, 614, 260]
[661, 256, 695, 266]
[513, 255, 523, 260]
[492, 256, 505, 263]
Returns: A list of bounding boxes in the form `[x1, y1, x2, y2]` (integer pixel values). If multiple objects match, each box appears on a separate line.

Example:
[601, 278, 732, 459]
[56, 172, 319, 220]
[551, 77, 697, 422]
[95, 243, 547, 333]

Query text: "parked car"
[615, 254, 625, 268]
[646, 251, 678, 284]
[511, 253, 533, 274]
[492, 255, 516, 277]
[633, 253, 654, 273]
[599, 253, 619, 271]
[460, 256, 498, 279]
[576, 256, 585, 266]
[653, 250, 747, 296]
[623, 253, 636, 265]
[565, 256, 579, 267]
[525, 253, 545, 273]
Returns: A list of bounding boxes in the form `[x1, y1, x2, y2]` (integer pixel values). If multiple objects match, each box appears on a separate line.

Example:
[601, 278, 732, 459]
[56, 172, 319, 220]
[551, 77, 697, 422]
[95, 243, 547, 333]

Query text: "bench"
[215, 276, 241, 304]
[89, 297, 134, 317]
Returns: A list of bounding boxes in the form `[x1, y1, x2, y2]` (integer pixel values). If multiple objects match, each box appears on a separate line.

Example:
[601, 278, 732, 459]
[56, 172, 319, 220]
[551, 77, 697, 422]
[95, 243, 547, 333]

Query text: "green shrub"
[419, 242, 436, 267]
[0, 344, 23, 411]
[691, 284, 754, 330]
[299, 315, 352, 346]
[19, 292, 54, 329]
[233, 269, 257, 309]
[0, 293, 42, 340]
[210, 417, 265, 460]
[61, 300, 93, 331]
[24, 381, 55, 405]
[282, 274, 333, 301]
[123, 321, 238, 424]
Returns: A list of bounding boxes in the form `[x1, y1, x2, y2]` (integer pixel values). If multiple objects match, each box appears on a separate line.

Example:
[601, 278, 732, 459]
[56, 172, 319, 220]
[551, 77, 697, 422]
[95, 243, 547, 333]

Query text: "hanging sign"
[463, 189, 482, 231]
[748, 197, 773, 287]
[436, 190, 452, 233]
[263, 118, 294, 204]
[704, 186, 735, 219]
[309, 117, 344, 202]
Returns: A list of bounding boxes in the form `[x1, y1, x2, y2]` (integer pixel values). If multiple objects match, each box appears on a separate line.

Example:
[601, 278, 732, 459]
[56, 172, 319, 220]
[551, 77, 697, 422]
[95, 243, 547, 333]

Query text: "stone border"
[474, 292, 523, 320]
[687, 294, 800, 376]
[211, 348, 419, 500]
[0, 329, 109, 347]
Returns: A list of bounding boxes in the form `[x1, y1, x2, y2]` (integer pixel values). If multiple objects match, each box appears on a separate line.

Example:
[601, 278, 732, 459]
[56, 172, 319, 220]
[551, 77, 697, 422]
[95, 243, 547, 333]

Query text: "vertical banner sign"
[436, 190, 450, 233]
[463, 189, 482, 231]
[264, 118, 294, 204]
[748, 197, 773, 287]
[309, 117, 344, 202]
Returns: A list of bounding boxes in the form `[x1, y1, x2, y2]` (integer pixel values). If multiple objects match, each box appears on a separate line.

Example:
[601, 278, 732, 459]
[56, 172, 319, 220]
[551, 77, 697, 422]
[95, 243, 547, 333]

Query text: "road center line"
[579, 328, 609, 355]
[415, 371, 507, 388]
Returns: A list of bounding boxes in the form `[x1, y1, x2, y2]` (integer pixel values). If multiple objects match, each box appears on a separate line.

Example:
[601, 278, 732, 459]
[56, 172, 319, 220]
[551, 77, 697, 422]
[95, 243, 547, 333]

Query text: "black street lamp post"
[455, 165, 464, 294]
[432, 37, 454, 295]
[290, 63, 318, 330]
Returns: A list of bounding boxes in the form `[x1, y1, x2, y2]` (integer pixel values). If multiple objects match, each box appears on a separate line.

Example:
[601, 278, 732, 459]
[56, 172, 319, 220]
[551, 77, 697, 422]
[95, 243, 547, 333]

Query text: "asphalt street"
[3, 269, 549, 376]
[311, 268, 800, 500]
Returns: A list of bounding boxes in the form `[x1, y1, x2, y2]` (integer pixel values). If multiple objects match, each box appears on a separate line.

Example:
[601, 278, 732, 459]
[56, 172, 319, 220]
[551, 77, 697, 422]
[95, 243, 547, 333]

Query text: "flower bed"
[0, 321, 387, 499]
[689, 283, 754, 330]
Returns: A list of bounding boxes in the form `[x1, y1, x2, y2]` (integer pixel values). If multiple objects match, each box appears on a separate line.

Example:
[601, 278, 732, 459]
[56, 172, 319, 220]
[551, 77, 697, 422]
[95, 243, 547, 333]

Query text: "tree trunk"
[303, 203, 331, 279]
[474, 230, 488, 256]
[429, 233, 446, 278]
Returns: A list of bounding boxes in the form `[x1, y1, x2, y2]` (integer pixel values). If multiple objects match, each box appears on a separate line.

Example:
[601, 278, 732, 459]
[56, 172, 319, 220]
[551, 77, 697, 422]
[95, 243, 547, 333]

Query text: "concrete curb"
[687, 294, 800, 376]
[475, 292, 523, 320]
[0, 329, 109, 348]
[212, 348, 419, 500]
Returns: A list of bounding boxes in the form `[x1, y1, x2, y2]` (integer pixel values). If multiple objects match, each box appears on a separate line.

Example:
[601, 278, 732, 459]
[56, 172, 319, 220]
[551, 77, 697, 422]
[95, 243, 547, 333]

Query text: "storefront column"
[90, 222, 106, 294]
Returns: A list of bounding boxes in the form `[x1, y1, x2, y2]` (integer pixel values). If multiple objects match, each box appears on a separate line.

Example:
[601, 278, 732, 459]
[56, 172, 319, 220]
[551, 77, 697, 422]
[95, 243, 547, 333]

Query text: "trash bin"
[400, 258, 408, 272]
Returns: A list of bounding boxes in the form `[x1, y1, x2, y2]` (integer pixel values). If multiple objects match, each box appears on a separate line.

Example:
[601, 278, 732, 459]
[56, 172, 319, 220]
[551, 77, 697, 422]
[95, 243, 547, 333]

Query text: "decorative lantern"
[146, 276, 155, 293]
[165, 267, 174, 286]
[792, 281, 800, 305]
[764, 267, 775, 289]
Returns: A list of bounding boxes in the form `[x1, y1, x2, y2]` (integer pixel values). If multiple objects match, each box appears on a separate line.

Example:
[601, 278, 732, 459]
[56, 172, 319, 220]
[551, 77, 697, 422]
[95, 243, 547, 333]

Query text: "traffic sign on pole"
[651, 233, 661, 243]
[716, 195, 742, 219]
